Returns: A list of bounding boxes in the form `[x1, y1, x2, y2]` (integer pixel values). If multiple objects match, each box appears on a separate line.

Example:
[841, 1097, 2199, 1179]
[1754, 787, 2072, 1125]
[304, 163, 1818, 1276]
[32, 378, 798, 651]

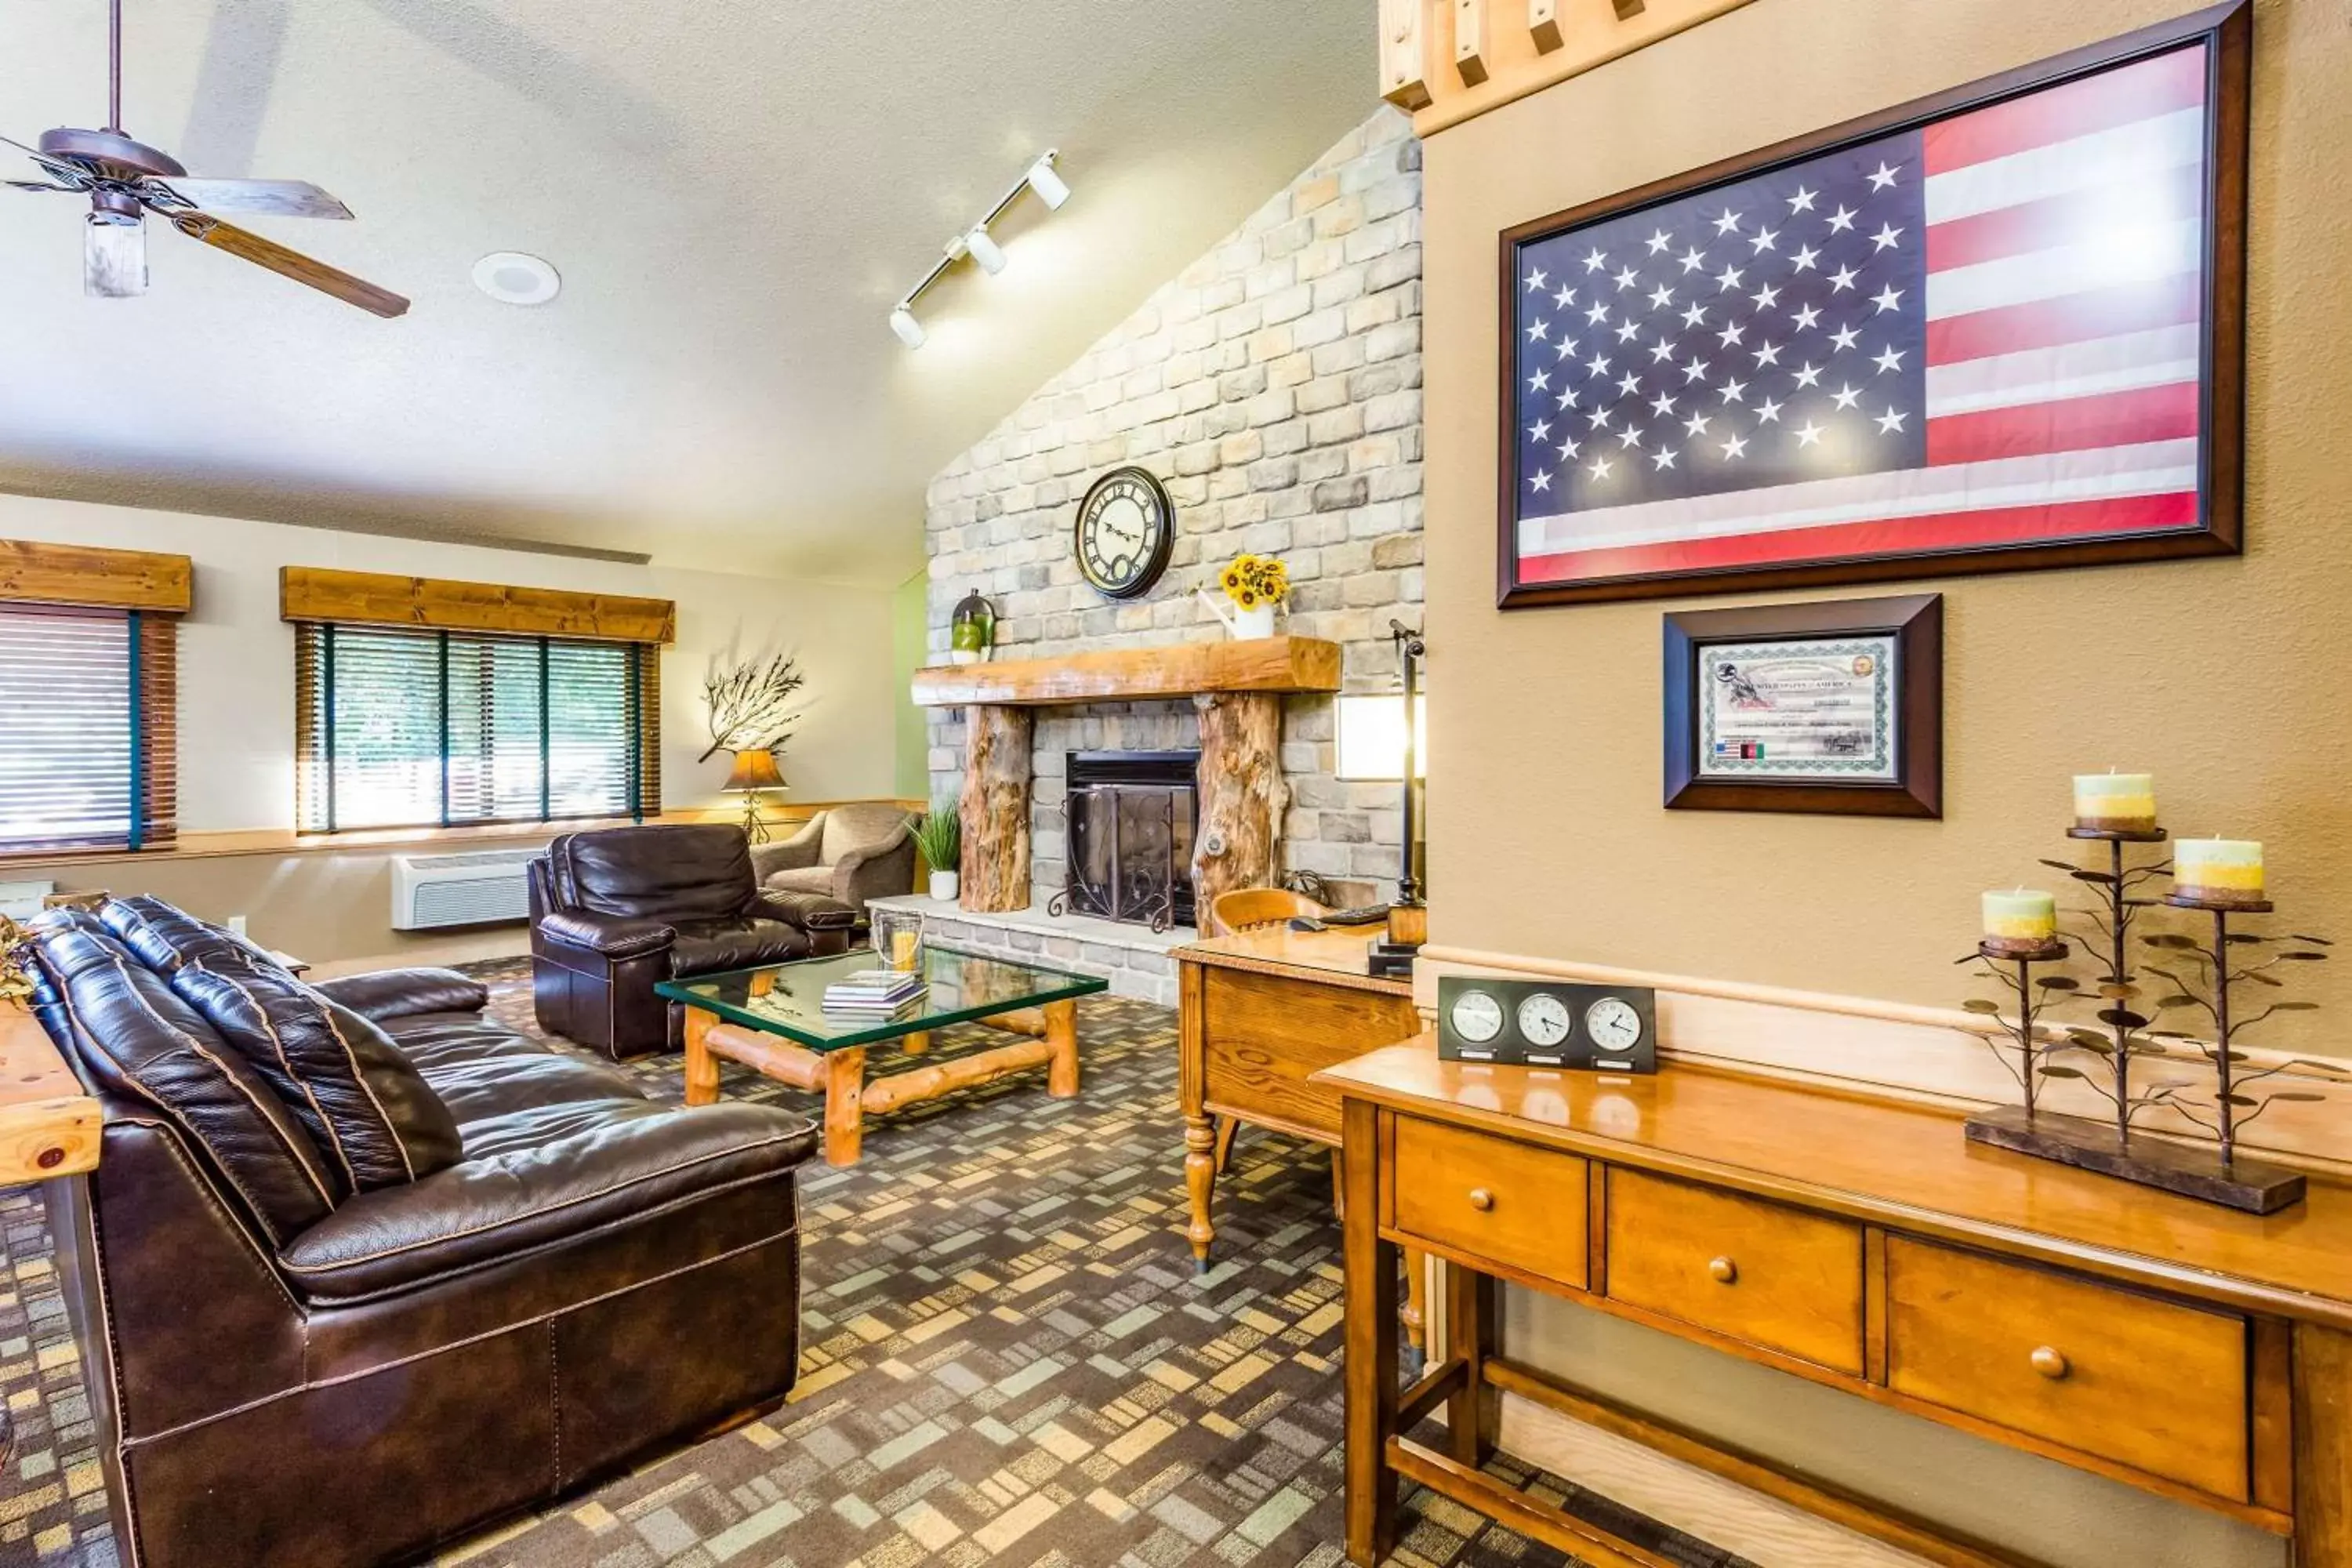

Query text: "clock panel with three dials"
[1436, 976, 1658, 1073]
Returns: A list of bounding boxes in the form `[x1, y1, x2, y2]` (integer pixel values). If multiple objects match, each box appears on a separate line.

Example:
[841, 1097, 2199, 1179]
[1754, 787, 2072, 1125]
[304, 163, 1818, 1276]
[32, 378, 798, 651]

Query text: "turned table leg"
[683, 1007, 720, 1106]
[1185, 1114, 1218, 1275]
[1403, 1249, 1429, 1359]
[1179, 961, 1218, 1273]
[1044, 999, 1079, 1097]
[1342, 1099, 1398, 1566]
[822, 1047, 868, 1166]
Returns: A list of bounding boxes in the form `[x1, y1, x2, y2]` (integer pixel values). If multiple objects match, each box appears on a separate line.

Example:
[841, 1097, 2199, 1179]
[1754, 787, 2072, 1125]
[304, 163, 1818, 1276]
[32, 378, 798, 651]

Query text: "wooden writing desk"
[1319, 1040, 2352, 1568]
[1173, 926, 1422, 1269]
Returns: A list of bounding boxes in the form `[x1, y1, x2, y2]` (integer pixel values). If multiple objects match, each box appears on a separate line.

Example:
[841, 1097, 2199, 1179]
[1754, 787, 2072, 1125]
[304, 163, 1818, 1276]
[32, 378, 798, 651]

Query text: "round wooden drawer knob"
[2031, 1345, 2070, 1381]
[1708, 1256, 1738, 1285]
[1468, 1189, 1495, 1212]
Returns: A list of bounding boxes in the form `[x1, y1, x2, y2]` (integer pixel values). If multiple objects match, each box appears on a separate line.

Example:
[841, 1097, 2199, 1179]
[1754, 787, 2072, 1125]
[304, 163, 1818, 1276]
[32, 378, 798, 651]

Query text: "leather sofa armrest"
[749, 818, 824, 880]
[755, 891, 858, 932]
[539, 910, 677, 960]
[309, 967, 491, 1022]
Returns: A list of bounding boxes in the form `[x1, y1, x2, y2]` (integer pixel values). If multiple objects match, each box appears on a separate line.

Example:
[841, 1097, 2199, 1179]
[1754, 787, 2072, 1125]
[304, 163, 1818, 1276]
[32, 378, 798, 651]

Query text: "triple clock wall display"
[1437, 975, 1659, 1073]
[1075, 466, 1175, 600]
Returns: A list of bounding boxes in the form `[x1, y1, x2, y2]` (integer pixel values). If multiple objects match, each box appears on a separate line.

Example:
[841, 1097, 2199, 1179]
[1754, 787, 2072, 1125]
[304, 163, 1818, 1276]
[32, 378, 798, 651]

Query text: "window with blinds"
[0, 605, 176, 855]
[294, 624, 659, 833]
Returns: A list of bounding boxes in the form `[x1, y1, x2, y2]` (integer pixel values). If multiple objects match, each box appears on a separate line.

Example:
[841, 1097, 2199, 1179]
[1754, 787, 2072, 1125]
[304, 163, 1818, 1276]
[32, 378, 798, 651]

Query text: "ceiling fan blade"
[85, 216, 148, 298]
[8, 180, 79, 194]
[151, 177, 353, 220]
[168, 211, 408, 318]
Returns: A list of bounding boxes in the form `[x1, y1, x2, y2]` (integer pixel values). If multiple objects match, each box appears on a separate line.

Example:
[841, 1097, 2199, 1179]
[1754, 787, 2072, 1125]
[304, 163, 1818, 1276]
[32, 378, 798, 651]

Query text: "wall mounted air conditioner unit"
[390, 848, 541, 931]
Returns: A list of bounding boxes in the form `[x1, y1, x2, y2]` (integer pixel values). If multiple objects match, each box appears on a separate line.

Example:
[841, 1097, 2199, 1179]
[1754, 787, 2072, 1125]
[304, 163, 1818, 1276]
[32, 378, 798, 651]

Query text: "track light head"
[964, 225, 1007, 275]
[1026, 154, 1071, 211]
[889, 305, 926, 348]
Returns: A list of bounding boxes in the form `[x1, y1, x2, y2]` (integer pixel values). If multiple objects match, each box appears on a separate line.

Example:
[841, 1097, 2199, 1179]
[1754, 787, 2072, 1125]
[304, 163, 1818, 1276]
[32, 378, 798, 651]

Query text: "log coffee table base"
[684, 998, 1080, 1166]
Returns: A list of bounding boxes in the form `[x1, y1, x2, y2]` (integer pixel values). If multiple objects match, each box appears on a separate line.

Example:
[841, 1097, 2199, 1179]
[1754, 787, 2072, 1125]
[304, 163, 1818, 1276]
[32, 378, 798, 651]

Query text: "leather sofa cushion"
[101, 895, 289, 978]
[557, 823, 757, 924]
[669, 916, 811, 977]
[28, 918, 338, 1246]
[278, 1102, 818, 1303]
[173, 957, 463, 1193]
[307, 967, 491, 1023]
[764, 865, 835, 898]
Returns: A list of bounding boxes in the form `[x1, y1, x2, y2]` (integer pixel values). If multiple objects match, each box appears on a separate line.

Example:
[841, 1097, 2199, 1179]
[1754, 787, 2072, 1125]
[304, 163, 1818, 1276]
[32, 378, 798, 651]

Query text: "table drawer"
[1388, 1116, 1588, 1288]
[1605, 1169, 1864, 1374]
[1885, 1237, 2249, 1501]
[1201, 967, 1420, 1142]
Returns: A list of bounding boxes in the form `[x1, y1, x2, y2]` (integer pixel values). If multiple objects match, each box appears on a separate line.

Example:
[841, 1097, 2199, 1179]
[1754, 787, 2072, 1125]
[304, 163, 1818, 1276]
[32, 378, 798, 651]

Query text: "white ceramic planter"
[930, 870, 960, 902]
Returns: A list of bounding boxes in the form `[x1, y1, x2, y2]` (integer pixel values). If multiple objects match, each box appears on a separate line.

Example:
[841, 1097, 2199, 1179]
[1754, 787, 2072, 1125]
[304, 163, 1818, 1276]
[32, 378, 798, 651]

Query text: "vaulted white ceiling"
[0, 0, 1374, 582]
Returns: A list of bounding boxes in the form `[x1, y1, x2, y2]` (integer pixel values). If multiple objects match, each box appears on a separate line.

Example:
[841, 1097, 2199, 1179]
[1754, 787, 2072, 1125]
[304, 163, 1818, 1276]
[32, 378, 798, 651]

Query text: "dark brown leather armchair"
[530, 822, 858, 1059]
[27, 896, 818, 1568]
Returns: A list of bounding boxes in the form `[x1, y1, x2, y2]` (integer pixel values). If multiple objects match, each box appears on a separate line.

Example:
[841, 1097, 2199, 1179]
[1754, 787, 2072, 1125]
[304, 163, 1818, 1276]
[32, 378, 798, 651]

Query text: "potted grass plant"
[913, 808, 962, 902]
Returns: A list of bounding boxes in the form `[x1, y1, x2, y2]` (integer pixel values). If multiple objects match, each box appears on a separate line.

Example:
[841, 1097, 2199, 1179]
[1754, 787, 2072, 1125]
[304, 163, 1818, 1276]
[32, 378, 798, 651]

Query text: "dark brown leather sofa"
[528, 823, 858, 1059]
[27, 895, 818, 1568]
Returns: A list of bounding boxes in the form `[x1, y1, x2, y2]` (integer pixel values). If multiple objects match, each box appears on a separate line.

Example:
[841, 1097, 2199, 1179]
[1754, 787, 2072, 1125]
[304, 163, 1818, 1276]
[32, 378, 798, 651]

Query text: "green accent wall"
[891, 570, 931, 800]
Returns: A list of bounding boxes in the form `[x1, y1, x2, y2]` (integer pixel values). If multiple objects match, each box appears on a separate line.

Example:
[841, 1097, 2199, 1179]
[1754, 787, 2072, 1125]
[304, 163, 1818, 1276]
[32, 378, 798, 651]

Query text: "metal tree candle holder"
[1959, 938, 2071, 1116]
[2044, 826, 2182, 1140]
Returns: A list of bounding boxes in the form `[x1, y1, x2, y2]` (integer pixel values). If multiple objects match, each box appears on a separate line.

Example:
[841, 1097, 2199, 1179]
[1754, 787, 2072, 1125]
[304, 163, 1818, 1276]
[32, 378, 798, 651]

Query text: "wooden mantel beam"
[913, 635, 1341, 710]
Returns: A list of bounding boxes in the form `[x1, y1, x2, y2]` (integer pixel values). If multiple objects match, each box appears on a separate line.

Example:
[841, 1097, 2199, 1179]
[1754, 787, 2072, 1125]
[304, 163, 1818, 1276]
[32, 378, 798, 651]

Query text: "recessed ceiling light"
[473, 252, 561, 306]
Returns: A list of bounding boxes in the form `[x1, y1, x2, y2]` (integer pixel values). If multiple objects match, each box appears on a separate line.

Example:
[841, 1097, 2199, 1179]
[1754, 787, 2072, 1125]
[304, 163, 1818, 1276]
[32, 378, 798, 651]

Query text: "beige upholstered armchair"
[751, 803, 918, 920]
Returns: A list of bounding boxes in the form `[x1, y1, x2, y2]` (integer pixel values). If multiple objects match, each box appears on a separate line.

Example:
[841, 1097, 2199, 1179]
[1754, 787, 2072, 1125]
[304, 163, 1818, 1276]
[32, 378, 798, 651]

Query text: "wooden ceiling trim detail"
[911, 635, 1342, 708]
[0, 539, 193, 614]
[1384, 0, 1756, 133]
[280, 566, 677, 644]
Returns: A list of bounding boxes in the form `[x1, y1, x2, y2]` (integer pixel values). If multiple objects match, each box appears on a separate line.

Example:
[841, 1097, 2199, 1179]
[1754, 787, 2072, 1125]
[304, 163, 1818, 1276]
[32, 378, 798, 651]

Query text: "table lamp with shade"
[723, 747, 786, 843]
[1333, 619, 1427, 957]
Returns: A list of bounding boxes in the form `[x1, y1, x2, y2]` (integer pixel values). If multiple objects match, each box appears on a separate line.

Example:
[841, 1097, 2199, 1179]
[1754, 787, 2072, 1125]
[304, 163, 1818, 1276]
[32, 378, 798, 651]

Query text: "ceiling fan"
[3, 0, 408, 318]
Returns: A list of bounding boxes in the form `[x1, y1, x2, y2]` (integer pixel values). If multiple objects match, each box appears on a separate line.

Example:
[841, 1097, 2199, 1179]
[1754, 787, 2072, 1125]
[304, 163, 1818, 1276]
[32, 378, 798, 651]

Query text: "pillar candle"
[2174, 839, 2266, 906]
[891, 929, 921, 971]
[2072, 771, 2157, 833]
[1982, 889, 2058, 953]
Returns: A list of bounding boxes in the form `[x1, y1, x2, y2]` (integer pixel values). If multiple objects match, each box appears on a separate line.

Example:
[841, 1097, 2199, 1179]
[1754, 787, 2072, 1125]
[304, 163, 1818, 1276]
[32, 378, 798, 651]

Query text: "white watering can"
[1196, 588, 1278, 640]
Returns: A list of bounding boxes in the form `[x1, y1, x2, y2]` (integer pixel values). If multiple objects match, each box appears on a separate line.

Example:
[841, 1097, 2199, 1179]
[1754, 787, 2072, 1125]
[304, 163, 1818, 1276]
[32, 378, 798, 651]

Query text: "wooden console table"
[1319, 1040, 2352, 1568]
[1174, 925, 1422, 1269]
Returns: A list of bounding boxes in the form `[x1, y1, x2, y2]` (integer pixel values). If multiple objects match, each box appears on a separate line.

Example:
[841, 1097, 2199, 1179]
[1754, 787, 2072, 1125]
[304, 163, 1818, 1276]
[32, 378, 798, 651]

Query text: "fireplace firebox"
[1052, 751, 1200, 932]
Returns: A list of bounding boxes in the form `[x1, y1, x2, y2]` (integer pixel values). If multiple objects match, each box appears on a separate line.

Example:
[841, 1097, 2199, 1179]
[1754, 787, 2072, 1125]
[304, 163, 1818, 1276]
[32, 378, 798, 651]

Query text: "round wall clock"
[1074, 466, 1175, 600]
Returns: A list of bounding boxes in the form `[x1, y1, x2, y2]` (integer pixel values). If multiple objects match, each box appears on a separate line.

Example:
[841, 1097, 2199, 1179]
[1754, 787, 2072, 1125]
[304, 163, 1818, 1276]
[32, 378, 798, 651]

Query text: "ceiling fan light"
[964, 225, 1007, 275]
[1026, 155, 1071, 211]
[889, 306, 926, 349]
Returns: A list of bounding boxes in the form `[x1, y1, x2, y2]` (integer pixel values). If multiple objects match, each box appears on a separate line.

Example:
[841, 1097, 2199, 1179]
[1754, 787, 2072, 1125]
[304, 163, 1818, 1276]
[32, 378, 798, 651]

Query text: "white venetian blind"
[296, 624, 656, 833]
[0, 606, 160, 854]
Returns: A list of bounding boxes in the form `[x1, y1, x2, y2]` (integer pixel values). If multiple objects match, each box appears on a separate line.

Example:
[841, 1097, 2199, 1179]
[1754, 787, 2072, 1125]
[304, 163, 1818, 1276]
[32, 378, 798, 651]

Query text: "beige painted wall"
[1421, 1, 2331, 1563]
[1423, 0, 2352, 1037]
[1, 493, 902, 967]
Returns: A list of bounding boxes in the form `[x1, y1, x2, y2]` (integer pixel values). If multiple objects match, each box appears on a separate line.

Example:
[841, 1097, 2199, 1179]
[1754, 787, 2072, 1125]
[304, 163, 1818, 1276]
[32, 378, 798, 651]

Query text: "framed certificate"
[1664, 594, 1941, 817]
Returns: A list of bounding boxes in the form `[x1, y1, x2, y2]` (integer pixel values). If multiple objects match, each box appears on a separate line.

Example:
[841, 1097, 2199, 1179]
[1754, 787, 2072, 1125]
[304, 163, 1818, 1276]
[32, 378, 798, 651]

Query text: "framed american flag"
[1497, 2, 2249, 608]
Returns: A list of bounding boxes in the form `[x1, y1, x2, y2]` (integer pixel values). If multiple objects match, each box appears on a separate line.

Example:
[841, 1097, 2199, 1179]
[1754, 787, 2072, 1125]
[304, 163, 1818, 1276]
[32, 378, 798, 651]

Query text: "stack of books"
[821, 967, 929, 1021]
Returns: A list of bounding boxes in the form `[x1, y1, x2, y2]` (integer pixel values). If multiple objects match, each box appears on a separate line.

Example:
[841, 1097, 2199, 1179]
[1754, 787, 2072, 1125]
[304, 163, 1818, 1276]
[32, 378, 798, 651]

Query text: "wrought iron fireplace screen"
[1051, 750, 1199, 933]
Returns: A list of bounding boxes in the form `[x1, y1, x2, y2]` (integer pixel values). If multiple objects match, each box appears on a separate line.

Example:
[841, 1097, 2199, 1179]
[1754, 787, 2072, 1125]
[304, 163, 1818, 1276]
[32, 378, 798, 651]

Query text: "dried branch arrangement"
[700, 652, 807, 763]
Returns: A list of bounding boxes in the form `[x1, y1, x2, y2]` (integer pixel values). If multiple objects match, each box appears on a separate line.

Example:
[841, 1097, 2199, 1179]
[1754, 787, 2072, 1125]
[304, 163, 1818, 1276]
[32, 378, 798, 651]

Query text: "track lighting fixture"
[962, 225, 1007, 275]
[1025, 154, 1071, 211]
[886, 149, 1073, 347]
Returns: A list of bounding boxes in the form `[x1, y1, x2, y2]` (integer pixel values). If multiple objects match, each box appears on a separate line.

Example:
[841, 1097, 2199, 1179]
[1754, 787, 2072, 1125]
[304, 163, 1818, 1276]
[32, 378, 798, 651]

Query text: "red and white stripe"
[1519, 44, 2209, 584]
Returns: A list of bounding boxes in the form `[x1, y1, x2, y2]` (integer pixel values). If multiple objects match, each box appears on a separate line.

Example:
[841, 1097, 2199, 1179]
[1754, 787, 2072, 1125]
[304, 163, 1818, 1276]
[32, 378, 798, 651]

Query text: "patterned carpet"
[0, 962, 1748, 1568]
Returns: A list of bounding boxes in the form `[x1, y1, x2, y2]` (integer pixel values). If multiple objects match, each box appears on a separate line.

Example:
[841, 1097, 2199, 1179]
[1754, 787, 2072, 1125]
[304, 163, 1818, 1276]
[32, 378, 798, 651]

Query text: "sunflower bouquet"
[1218, 553, 1290, 609]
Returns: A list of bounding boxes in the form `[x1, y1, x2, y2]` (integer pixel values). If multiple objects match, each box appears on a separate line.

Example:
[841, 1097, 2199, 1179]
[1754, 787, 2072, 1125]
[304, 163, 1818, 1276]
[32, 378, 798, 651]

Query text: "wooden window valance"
[279, 566, 676, 644]
[0, 539, 193, 614]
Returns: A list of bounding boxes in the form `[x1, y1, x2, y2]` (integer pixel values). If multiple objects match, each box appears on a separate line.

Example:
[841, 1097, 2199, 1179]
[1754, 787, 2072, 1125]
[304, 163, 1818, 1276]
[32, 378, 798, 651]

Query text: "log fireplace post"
[959, 704, 1032, 912]
[1192, 691, 1286, 919]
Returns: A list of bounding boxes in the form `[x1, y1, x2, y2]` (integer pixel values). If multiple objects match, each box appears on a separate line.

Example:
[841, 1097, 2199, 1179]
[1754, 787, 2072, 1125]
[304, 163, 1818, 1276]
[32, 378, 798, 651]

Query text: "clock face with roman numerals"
[1075, 466, 1174, 601]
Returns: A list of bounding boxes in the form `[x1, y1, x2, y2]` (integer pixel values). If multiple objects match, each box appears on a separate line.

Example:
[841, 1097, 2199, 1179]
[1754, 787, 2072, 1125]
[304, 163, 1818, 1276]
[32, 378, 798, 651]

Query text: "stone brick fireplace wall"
[922, 107, 1425, 913]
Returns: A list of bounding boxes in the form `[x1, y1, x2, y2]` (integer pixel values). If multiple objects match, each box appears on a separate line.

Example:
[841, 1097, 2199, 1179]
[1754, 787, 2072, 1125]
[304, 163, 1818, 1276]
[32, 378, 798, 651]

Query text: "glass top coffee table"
[657, 946, 1107, 1166]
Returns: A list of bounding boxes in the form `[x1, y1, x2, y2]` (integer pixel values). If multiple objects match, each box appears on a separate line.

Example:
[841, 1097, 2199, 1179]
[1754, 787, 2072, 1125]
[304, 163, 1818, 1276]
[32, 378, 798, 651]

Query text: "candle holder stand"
[1963, 826, 2320, 1214]
[1957, 936, 2071, 1119]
